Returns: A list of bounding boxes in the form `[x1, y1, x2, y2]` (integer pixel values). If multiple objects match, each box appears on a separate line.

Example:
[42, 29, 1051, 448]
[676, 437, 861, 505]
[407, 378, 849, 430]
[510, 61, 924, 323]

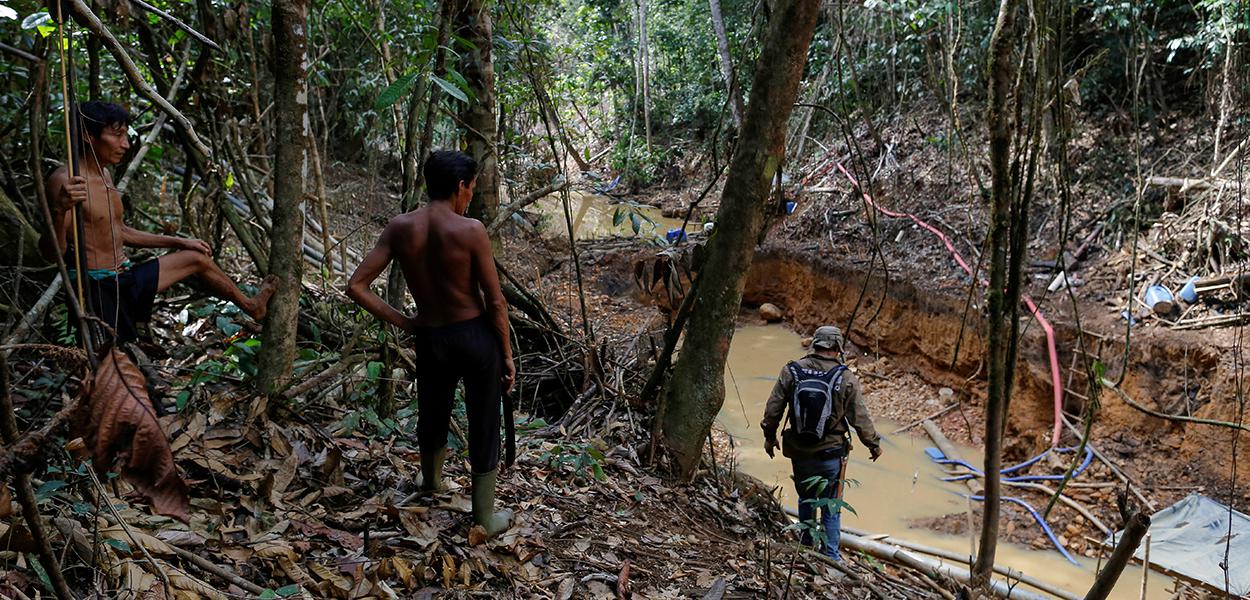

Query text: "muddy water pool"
[718, 324, 1172, 600]
[530, 191, 701, 240]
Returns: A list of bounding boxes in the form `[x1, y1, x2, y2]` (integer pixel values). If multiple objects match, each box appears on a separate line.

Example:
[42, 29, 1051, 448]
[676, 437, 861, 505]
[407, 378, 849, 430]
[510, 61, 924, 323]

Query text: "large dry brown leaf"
[79, 349, 190, 521]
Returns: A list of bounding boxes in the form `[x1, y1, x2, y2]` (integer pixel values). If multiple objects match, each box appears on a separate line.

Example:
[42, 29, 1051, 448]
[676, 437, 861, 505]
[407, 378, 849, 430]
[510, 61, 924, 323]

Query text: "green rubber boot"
[471, 469, 513, 537]
[416, 446, 448, 493]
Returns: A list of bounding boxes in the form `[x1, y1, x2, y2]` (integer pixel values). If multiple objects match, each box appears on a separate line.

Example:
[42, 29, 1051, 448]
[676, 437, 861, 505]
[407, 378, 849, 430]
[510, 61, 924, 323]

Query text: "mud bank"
[739, 243, 1249, 502]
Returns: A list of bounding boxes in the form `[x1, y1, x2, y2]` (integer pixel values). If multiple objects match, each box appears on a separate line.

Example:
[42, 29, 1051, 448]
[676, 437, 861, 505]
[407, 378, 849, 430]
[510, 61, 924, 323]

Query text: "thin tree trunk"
[27, 38, 49, 248]
[973, 0, 1020, 588]
[659, 0, 822, 478]
[241, 0, 267, 156]
[456, 0, 500, 235]
[639, 0, 652, 152]
[256, 0, 309, 394]
[308, 137, 332, 275]
[1211, 17, 1234, 170]
[1083, 511, 1150, 600]
[87, 0, 101, 101]
[791, 62, 828, 159]
[708, 0, 743, 128]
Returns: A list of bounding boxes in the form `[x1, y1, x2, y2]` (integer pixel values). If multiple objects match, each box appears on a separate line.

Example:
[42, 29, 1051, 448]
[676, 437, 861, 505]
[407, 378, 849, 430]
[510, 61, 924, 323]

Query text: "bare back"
[388, 204, 489, 326]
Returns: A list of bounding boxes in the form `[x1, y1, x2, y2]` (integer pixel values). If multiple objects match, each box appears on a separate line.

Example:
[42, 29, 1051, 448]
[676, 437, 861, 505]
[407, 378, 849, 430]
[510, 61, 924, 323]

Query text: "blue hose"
[926, 446, 1093, 565]
[930, 446, 1094, 483]
[970, 494, 1082, 565]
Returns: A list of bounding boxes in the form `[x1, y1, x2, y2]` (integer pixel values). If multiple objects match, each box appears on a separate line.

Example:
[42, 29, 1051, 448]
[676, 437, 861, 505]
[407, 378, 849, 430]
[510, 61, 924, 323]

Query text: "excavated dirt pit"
[738, 246, 1250, 499]
[716, 246, 1250, 598]
[539, 189, 1249, 597]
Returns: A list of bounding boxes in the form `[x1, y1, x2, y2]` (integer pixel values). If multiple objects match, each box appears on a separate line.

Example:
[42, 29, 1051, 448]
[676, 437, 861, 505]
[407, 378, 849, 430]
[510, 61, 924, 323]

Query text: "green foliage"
[538, 441, 607, 483]
[785, 474, 857, 554]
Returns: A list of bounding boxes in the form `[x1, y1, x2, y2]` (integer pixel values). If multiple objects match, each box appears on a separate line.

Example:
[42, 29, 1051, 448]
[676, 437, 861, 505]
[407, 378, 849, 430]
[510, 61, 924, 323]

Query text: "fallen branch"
[1101, 377, 1250, 434]
[90, 464, 173, 598]
[68, 0, 213, 161]
[2, 274, 63, 353]
[838, 531, 1070, 600]
[487, 176, 569, 234]
[283, 353, 369, 399]
[168, 544, 267, 596]
[0, 41, 39, 63]
[835, 524, 1067, 597]
[1146, 176, 1237, 193]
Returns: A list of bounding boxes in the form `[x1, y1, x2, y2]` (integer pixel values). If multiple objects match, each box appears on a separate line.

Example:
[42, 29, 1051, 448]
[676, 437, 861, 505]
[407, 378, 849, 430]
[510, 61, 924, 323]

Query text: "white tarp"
[1109, 494, 1250, 595]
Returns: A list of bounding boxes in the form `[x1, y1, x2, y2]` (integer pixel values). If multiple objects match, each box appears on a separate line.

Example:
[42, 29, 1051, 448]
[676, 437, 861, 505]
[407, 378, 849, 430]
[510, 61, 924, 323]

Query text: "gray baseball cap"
[812, 325, 843, 350]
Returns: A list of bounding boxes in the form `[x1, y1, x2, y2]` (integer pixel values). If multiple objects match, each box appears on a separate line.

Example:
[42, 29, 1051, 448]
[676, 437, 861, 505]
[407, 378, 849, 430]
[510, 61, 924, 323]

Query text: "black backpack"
[785, 362, 847, 444]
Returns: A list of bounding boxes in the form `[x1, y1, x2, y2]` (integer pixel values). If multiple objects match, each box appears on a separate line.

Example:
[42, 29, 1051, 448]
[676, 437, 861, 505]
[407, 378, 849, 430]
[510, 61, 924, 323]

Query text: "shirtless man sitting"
[346, 149, 515, 537]
[40, 101, 276, 344]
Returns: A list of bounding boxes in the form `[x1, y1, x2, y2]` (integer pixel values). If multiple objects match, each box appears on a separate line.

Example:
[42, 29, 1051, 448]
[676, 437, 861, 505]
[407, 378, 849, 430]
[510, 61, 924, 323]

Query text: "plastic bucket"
[1145, 285, 1174, 315]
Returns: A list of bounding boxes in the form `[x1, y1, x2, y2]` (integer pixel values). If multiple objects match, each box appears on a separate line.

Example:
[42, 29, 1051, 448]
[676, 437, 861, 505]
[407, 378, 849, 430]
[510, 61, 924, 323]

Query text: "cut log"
[1146, 176, 1237, 193]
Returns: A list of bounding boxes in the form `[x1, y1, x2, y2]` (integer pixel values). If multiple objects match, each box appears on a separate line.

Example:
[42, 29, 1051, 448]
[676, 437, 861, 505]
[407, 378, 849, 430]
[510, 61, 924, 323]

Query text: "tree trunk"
[659, 0, 822, 478]
[708, 0, 743, 129]
[1083, 511, 1150, 600]
[973, 0, 1020, 588]
[256, 0, 309, 394]
[455, 0, 499, 234]
[87, 0, 101, 101]
[638, 0, 652, 153]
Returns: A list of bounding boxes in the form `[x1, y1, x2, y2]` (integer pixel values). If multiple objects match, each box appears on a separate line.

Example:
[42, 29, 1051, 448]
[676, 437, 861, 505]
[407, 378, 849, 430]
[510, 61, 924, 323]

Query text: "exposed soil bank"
[739, 244, 1250, 507]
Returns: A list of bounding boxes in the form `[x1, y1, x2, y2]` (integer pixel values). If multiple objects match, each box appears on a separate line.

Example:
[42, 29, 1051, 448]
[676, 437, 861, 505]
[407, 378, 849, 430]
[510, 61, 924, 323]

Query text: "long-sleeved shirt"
[760, 353, 881, 459]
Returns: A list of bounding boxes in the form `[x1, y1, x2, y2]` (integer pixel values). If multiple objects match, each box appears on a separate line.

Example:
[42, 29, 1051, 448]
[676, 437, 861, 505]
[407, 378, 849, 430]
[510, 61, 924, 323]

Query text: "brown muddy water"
[719, 324, 1172, 600]
[531, 191, 700, 240]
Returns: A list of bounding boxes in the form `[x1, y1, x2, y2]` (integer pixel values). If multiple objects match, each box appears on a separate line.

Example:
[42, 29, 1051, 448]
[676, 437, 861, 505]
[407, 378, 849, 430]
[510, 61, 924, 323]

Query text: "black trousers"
[412, 315, 503, 473]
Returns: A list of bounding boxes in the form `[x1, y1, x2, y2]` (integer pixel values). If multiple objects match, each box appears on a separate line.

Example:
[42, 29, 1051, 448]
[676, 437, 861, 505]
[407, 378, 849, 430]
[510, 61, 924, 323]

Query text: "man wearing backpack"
[761, 325, 882, 560]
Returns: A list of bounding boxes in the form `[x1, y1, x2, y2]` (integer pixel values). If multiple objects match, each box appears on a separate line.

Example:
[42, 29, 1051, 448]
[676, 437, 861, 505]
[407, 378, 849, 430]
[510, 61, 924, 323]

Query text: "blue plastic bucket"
[1145, 285, 1174, 315]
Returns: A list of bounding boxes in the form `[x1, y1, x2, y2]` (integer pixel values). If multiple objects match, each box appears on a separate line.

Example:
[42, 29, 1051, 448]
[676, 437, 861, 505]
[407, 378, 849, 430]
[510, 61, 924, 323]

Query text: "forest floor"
[5, 102, 1247, 598]
[2, 254, 953, 599]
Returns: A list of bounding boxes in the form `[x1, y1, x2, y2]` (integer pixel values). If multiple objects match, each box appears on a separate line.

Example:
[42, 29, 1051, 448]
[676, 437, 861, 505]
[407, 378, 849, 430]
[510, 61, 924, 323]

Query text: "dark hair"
[78, 101, 130, 138]
[423, 150, 477, 201]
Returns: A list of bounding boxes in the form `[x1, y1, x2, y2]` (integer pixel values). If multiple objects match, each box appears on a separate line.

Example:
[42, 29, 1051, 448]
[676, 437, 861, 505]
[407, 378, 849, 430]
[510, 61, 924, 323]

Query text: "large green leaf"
[430, 75, 468, 103]
[374, 71, 419, 110]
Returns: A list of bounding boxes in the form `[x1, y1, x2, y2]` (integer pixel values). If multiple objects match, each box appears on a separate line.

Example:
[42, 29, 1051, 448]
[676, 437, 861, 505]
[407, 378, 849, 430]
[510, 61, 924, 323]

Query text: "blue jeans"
[792, 454, 847, 560]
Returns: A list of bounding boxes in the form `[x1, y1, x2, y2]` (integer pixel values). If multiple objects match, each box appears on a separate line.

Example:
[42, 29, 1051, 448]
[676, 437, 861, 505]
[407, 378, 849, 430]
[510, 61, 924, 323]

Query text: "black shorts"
[78, 259, 160, 344]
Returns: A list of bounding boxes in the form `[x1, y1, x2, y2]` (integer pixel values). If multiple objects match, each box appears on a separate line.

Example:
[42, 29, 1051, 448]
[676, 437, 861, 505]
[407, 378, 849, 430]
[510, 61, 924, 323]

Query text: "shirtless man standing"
[40, 101, 276, 344]
[346, 150, 514, 537]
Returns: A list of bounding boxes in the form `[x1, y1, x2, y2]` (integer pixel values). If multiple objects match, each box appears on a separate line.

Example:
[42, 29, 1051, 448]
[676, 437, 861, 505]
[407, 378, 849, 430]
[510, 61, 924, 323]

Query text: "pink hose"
[834, 164, 1063, 447]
